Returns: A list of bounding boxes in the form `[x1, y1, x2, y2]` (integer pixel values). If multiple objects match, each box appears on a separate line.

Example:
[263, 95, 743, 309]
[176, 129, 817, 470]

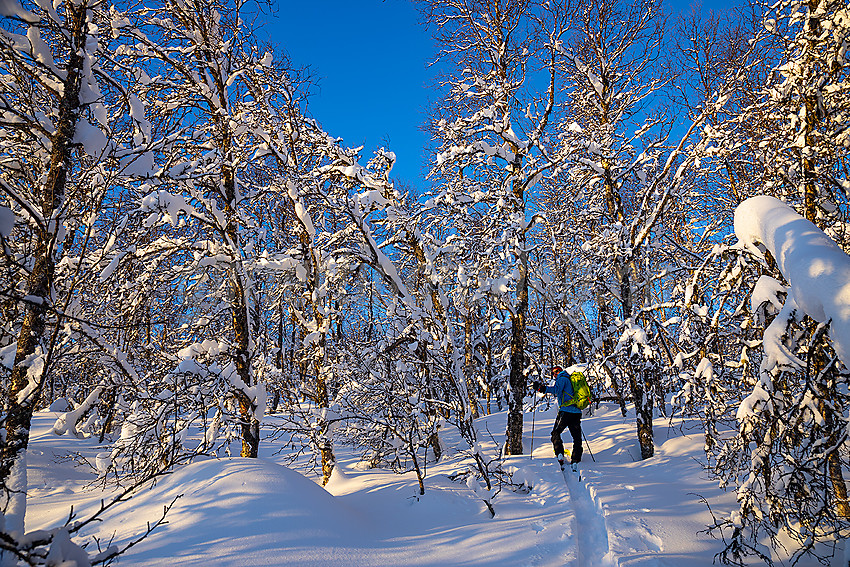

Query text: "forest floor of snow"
[25, 401, 849, 566]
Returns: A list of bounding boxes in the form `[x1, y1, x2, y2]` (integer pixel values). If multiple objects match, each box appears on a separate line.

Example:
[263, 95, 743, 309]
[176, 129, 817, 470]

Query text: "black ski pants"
[551, 410, 582, 463]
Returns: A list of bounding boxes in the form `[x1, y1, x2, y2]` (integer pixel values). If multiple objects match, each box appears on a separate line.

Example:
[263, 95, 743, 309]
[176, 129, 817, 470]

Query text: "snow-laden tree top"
[734, 195, 850, 364]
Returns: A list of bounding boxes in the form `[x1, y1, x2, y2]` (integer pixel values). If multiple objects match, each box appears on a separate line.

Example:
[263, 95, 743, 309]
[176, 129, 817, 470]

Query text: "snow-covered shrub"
[685, 196, 850, 565]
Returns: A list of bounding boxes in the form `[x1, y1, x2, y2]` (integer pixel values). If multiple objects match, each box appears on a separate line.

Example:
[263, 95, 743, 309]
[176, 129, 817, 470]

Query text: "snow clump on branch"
[733, 195, 850, 365]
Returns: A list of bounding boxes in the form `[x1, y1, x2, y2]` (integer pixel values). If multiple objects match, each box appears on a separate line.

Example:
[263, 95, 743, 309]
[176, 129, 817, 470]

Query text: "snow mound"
[108, 458, 371, 566]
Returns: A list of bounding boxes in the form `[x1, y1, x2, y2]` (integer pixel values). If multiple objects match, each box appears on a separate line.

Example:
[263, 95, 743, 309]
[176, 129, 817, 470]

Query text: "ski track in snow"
[562, 466, 618, 567]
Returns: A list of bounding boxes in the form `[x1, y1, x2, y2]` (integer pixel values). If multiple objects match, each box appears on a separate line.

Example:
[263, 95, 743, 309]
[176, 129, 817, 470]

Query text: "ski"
[556, 457, 582, 482]
[559, 450, 582, 482]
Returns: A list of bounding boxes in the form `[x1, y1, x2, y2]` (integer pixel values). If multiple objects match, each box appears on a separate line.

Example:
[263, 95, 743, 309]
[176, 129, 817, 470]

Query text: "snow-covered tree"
[701, 196, 850, 565]
[0, 0, 171, 562]
[759, 0, 850, 232]
[268, 134, 403, 485]
[119, 0, 289, 460]
[0, 2, 99, 539]
[696, 0, 850, 236]
[541, 0, 716, 459]
[420, 0, 572, 455]
[668, 0, 775, 463]
[674, 1, 850, 561]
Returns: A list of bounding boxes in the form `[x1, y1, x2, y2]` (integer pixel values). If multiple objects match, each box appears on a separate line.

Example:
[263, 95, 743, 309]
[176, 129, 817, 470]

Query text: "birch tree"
[125, 0, 285, 459]
[0, 0, 168, 561]
[676, 1, 850, 562]
[421, 0, 571, 455]
[545, 0, 713, 459]
[0, 1, 95, 538]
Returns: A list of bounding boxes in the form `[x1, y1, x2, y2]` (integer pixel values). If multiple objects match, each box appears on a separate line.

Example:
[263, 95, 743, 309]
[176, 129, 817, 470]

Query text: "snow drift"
[84, 458, 370, 566]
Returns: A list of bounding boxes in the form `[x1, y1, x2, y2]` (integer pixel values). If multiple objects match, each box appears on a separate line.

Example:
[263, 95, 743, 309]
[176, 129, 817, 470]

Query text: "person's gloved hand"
[532, 380, 546, 394]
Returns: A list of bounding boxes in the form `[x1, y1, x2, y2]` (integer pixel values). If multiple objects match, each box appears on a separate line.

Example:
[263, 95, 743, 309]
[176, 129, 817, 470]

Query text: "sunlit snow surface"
[26, 404, 844, 566]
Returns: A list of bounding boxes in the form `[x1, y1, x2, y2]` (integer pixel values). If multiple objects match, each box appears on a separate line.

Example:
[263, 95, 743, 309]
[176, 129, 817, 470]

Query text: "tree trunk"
[0, 2, 87, 534]
[289, 313, 298, 404]
[222, 143, 258, 457]
[484, 335, 493, 415]
[622, 271, 652, 455]
[312, 290, 335, 484]
[464, 312, 479, 419]
[815, 354, 849, 518]
[620, 265, 654, 460]
[270, 300, 283, 413]
[410, 439, 425, 496]
[277, 299, 284, 369]
[540, 296, 546, 365]
[316, 354, 335, 485]
[800, 37, 849, 513]
[231, 269, 259, 458]
[563, 324, 573, 366]
[827, 450, 850, 518]
[299, 235, 335, 484]
[806, 304, 848, 519]
[802, 0, 820, 226]
[608, 145, 654, 457]
[597, 287, 627, 416]
[630, 365, 655, 459]
[505, 242, 529, 455]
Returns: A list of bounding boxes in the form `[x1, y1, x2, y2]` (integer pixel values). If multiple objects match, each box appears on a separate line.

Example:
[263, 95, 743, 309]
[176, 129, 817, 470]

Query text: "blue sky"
[266, 0, 431, 188]
[265, 0, 730, 190]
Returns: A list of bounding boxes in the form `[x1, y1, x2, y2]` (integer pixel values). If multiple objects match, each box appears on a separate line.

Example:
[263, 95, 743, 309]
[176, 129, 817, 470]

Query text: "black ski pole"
[582, 430, 596, 462]
[530, 393, 537, 460]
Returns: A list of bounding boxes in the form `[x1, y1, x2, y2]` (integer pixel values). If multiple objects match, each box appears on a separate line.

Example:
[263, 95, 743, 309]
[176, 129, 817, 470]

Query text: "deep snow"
[25, 401, 846, 566]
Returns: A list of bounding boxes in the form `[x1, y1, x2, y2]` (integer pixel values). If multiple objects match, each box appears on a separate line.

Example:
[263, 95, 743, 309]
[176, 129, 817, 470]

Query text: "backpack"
[568, 371, 591, 410]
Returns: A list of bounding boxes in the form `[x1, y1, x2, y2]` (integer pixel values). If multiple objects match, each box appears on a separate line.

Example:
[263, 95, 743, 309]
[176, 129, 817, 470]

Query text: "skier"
[533, 365, 583, 471]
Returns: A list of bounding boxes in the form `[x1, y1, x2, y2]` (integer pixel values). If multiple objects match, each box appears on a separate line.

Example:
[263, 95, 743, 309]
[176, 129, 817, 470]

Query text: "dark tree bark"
[0, 1, 88, 520]
[464, 312, 479, 419]
[505, 225, 529, 455]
